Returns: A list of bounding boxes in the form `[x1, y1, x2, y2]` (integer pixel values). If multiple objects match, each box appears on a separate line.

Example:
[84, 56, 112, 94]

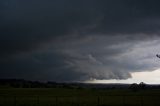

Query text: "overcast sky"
[1, 0, 160, 83]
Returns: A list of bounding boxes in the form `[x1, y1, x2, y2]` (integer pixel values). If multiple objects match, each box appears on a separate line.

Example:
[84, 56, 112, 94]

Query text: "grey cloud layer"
[1, 0, 160, 81]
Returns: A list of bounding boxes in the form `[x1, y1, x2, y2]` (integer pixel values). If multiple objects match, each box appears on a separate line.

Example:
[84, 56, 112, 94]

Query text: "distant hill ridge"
[0, 79, 160, 90]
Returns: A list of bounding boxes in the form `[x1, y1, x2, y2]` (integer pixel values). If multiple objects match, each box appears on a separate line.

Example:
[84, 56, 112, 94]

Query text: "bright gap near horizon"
[86, 69, 160, 84]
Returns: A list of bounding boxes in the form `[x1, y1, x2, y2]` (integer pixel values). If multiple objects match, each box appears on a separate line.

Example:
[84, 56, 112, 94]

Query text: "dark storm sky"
[1, 0, 160, 81]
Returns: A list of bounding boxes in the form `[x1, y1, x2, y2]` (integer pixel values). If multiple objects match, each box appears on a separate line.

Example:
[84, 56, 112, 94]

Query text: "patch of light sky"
[86, 69, 160, 84]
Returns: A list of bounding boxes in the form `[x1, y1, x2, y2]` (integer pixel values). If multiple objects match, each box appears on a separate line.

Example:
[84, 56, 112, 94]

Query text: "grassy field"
[0, 88, 160, 106]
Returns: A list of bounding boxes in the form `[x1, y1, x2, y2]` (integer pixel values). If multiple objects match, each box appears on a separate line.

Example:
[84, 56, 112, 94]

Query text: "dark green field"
[0, 88, 160, 106]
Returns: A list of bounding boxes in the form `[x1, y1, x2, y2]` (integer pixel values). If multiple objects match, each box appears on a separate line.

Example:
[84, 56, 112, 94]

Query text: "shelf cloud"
[1, 0, 160, 81]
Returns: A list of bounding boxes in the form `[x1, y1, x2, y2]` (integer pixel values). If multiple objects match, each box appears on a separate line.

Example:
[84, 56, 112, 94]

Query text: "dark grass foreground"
[0, 88, 160, 106]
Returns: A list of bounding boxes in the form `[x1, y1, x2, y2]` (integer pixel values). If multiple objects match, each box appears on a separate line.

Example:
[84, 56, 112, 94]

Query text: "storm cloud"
[1, 0, 160, 81]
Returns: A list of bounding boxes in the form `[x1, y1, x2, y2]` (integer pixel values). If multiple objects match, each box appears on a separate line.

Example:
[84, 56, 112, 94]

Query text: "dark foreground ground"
[0, 88, 160, 106]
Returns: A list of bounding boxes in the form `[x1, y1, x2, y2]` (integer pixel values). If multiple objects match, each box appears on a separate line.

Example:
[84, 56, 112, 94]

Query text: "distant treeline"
[0, 79, 160, 90]
[0, 79, 72, 88]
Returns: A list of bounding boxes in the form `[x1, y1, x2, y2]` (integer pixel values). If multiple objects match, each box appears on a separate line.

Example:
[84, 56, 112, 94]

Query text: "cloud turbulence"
[1, 0, 160, 82]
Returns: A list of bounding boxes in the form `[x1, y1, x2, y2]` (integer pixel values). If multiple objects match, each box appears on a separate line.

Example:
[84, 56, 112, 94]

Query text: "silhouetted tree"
[129, 83, 139, 91]
[139, 82, 146, 89]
